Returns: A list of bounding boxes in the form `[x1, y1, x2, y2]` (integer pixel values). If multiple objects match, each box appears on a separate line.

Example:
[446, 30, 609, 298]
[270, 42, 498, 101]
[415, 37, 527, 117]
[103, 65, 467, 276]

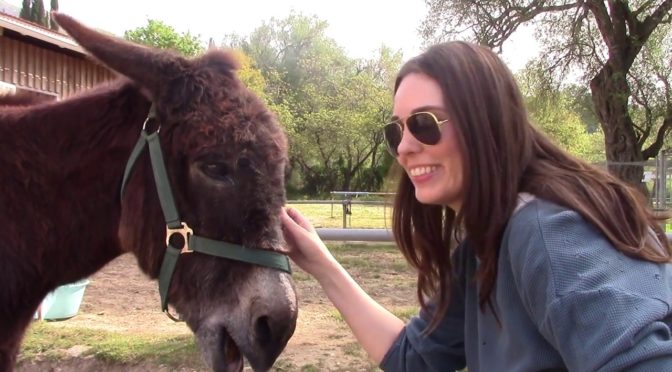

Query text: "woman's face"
[393, 72, 464, 211]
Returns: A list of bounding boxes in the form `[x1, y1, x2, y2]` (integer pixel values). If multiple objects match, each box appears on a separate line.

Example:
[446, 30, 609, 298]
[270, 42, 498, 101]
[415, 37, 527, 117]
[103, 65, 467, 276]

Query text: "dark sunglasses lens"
[384, 123, 402, 156]
[408, 113, 441, 145]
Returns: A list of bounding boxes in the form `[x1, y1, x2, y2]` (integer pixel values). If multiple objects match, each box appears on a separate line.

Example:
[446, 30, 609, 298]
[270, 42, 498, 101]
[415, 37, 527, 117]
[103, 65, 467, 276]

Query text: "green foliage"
[629, 24, 672, 152]
[19, 0, 30, 20]
[230, 50, 267, 98]
[565, 84, 600, 133]
[20, 0, 57, 29]
[29, 0, 45, 26]
[421, 0, 672, 186]
[124, 20, 204, 57]
[224, 13, 402, 195]
[531, 101, 605, 162]
[21, 0, 48, 27]
[516, 61, 605, 162]
[49, 0, 58, 30]
[229, 49, 293, 130]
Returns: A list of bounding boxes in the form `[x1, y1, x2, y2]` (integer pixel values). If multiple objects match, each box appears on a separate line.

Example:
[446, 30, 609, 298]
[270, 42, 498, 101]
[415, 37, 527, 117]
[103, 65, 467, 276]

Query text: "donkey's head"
[54, 13, 297, 372]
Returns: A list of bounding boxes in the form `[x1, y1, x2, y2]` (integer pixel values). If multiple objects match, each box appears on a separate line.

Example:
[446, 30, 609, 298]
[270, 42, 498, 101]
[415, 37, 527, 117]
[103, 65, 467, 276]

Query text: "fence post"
[662, 153, 668, 209]
[341, 199, 351, 228]
[655, 152, 668, 209]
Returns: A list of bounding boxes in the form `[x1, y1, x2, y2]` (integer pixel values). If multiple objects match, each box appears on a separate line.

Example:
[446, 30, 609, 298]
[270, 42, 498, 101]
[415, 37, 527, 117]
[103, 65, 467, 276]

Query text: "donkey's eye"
[199, 162, 232, 182]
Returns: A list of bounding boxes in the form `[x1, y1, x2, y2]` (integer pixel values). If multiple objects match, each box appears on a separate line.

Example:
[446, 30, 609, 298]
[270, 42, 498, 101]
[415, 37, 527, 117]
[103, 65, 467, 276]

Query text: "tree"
[224, 14, 401, 195]
[630, 24, 672, 153]
[422, 0, 672, 190]
[19, 0, 31, 21]
[124, 19, 204, 57]
[517, 61, 605, 162]
[49, 0, 59, 31]
[29, 0, 46, 27]
[229, 49, 295, 142]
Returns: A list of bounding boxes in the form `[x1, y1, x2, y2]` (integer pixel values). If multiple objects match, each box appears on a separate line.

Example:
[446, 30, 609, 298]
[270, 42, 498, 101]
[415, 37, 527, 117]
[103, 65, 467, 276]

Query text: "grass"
[19, 204, 408, 370]
[289, 243, 410, 282]
[329, 243, 412, 278]
[328, 305, 418, 324]
[287, 202, 391, 229]
[19, 322, 202, 368]
[20, 244, 411, 371]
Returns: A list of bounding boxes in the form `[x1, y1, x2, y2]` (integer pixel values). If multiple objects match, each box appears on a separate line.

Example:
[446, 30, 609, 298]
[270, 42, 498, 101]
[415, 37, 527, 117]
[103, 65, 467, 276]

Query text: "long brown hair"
[391, 41, 671, 331]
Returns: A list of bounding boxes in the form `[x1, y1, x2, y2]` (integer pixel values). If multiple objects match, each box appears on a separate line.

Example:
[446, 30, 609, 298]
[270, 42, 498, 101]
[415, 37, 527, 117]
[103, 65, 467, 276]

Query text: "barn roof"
[0, 12, 85, 54]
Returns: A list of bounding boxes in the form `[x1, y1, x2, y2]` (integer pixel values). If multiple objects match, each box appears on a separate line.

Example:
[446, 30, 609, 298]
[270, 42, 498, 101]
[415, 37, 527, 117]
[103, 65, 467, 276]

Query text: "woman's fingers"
[280, 207, 297, 228]
[284, 207, 316, 233]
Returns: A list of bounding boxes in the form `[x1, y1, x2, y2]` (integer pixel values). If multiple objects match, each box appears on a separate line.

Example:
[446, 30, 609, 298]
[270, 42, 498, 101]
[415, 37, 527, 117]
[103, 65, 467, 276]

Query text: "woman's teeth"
[409, 166, 438, 177]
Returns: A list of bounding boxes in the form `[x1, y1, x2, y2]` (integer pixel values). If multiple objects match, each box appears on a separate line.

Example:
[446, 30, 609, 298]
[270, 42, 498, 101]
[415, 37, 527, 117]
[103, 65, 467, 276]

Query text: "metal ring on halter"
[164, 308, 183, 322]
[142, 116, 161, 134]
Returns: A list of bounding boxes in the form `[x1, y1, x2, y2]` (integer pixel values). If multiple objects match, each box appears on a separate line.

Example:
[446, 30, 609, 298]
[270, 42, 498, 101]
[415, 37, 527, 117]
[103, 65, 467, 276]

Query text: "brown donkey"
[0, 13, 297, 372]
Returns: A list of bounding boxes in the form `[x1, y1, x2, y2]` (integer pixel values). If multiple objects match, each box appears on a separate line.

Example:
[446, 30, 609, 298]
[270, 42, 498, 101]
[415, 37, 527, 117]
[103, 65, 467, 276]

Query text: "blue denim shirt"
[381, 198, 672, 372]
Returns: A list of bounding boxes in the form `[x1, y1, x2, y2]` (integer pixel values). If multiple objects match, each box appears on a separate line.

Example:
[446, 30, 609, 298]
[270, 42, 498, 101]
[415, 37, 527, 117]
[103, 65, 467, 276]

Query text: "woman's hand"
[280, 207, 337, 280]
[280, 206, 404, 363]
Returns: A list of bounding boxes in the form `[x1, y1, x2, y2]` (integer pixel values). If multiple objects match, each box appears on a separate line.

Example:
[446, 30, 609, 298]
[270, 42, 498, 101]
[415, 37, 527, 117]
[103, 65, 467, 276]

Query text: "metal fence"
[585, 151, 672, 210]
[292, 153, 672, 242]
[289, 192, 394, 229]
[649, 153, 672, 210]
[315, 229, 672, 243]
[316, 228, 393, 242]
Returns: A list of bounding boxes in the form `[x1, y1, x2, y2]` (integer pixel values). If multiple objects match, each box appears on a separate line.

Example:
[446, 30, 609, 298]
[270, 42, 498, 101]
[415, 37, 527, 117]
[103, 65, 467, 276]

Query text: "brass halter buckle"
[166, 223, 194, 254]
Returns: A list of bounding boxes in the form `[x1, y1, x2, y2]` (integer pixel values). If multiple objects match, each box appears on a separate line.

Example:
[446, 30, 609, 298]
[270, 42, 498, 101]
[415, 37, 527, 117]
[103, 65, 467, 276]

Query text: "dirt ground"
[17, 245, 417, 372]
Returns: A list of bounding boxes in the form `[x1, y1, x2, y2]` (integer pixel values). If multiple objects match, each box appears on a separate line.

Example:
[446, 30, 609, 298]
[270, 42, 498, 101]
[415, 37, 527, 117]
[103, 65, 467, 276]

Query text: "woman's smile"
[407, 165, 440, 185]
[408, 165, 439, 177]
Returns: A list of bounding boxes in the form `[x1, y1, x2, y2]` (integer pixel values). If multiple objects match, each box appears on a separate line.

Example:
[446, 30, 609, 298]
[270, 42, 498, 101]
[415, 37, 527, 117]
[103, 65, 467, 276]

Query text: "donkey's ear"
[52, 12, 184, 99]
[197, 49, 240, 76]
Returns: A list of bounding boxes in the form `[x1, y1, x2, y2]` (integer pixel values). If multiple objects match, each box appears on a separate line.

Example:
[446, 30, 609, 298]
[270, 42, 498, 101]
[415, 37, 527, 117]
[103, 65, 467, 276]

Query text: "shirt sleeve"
[379, 245, 468, 372]
[508, 204, 672, 372]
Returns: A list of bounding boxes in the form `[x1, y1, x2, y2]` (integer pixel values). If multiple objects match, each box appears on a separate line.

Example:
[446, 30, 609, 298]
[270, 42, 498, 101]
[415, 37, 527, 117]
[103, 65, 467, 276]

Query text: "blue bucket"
[33, 291, 56, 320]
[41, 279, 90, 321]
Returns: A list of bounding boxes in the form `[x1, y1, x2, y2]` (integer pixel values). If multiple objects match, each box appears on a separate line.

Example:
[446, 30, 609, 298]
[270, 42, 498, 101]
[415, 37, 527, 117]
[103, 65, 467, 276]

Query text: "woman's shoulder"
[506, 196, 596, 246]
[509, 196, 580, 228]
[504, 196, 671, 299]
[505, 196, 611, 260]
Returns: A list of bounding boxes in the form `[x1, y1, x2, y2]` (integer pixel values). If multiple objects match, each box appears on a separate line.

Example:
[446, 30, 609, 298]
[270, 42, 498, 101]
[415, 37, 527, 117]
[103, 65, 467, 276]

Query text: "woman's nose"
[396, 127, 422, 156]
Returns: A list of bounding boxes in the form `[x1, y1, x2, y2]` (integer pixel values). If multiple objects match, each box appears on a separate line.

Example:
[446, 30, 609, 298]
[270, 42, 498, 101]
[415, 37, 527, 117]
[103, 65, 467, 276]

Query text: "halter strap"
[121, 104, 291, 320]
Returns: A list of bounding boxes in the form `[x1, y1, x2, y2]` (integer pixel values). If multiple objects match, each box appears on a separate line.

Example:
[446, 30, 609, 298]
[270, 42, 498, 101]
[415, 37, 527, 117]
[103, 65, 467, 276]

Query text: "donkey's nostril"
[255, 315, 273, 346]
[245, 276, 297, 372]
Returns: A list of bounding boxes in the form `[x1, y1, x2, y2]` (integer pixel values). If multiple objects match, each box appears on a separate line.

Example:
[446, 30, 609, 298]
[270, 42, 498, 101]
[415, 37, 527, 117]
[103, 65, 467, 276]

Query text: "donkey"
[0, 13, 297, 372]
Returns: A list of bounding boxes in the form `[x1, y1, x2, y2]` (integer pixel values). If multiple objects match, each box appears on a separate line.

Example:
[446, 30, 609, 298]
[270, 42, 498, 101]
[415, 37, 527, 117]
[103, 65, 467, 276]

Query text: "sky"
[6, 0, 538, 71]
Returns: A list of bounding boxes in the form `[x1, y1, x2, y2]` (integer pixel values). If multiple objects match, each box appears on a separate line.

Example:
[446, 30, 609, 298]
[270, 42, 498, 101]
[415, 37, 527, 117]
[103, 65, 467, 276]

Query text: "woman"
[281, 41, 672, 371]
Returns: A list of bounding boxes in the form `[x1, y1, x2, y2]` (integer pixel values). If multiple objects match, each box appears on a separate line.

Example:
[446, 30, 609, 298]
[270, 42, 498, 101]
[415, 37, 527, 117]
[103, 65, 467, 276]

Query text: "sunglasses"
[383, 111, 449, 157]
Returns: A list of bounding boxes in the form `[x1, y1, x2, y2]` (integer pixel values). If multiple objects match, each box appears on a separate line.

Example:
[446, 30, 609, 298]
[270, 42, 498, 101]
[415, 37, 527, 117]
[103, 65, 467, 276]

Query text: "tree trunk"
[341, 170, 352, 192]
[590, 63, 648, 197]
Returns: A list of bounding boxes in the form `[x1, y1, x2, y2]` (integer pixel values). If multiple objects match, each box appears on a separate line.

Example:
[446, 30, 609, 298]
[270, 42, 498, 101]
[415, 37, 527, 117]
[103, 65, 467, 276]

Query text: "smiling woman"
[280, 40, 672, 372]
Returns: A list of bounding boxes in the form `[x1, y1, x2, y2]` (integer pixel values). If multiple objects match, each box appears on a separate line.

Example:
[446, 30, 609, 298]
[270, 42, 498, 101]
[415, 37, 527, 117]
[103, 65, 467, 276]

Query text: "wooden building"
[0, 12, 114, 101]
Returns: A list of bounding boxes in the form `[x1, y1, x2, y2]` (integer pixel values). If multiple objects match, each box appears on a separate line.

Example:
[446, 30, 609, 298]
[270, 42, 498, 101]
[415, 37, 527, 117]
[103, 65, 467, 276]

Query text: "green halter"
[120, 105, 291, 321]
